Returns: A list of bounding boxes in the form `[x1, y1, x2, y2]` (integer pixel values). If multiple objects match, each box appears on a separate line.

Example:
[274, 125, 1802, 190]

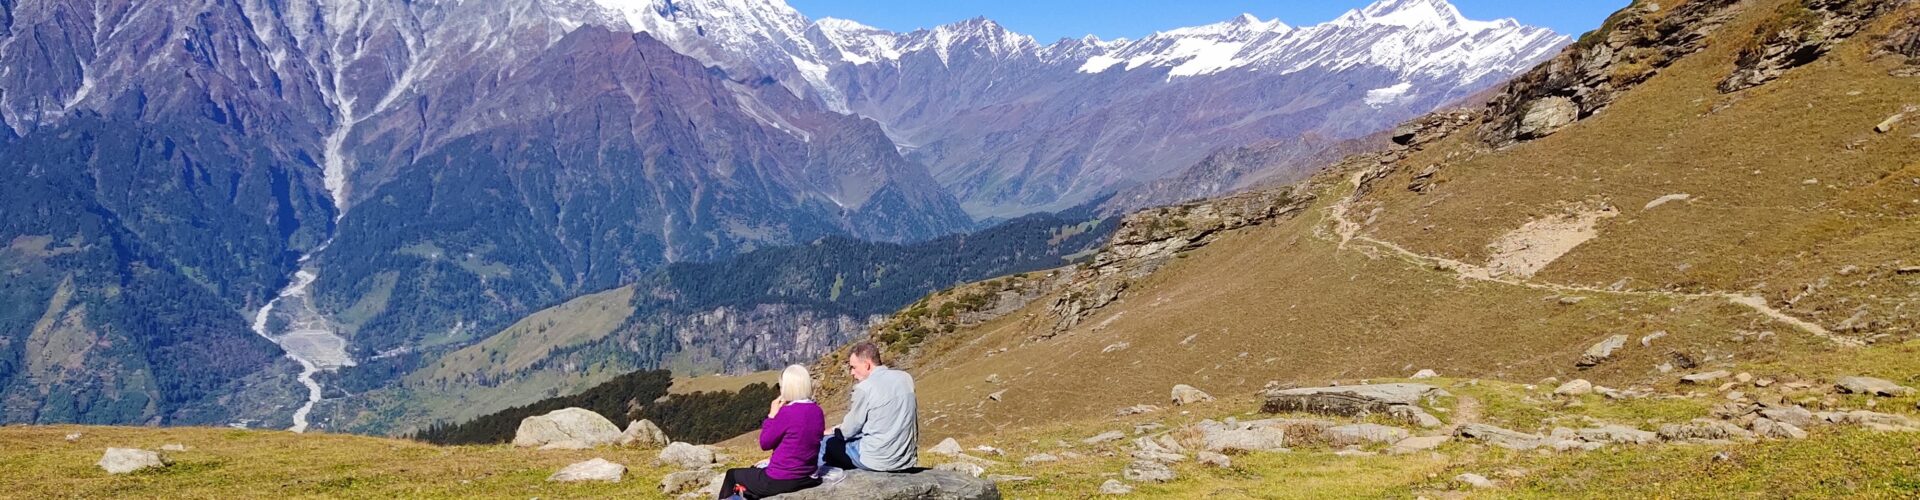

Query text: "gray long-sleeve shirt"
[836, 365, 919, 471]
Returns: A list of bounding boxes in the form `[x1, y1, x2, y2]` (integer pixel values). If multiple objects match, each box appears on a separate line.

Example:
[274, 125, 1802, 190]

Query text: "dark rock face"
[1720, 0, 1902, 92]
[771, 470, 1000, 500]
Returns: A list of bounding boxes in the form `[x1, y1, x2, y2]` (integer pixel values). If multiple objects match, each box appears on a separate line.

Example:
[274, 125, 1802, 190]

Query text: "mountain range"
[0, 0, 1568, 430]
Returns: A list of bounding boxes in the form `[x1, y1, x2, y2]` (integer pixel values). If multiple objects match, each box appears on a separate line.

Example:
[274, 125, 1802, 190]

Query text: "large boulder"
[1122, 460, 1176, 483]
[548, 458, 626, 483]
[620, 419, 671, 448]
[512, 408, 623, 449]
[662, 469, 716, 494]
[1516, 96, 1578, 139]
[771, 469, 999, 499]
[1325, 424, 1411, 445]
[98, 448, 169, 474]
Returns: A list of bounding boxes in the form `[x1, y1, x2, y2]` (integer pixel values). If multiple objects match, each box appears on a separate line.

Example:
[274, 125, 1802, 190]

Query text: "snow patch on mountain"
[1365, 82, 1415, 107]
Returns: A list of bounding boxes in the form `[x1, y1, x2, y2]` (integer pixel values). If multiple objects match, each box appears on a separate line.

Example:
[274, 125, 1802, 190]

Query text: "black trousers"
[717, 467, 820, 500]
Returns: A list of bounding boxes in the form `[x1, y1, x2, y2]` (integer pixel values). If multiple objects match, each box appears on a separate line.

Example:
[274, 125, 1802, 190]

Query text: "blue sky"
[787, 0, 1630, 41]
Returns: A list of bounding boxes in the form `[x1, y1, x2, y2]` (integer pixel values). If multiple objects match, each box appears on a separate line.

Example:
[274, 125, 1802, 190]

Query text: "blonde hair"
[780, 364, 814, 402]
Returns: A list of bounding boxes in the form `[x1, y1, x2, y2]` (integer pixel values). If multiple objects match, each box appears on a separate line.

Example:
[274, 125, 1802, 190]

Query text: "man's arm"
[837, 385, 871, 438]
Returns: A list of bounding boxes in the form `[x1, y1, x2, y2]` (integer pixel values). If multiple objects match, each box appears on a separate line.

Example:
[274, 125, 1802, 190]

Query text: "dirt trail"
[1326, 169, 1860, 348]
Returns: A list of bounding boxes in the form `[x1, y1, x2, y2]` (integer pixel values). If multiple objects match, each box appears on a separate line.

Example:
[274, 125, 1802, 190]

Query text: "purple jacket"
[760, 401, 825, 480]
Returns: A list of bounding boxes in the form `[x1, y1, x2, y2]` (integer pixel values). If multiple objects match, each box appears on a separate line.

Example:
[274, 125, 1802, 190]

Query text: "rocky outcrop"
[1044, 187, 1314, 336]
[1879, 13, 1920, 75]
[770, 470, 1000, 499]
[1721, 0, 1903, 92]
[1261, 384, 1450, 427]
[97, 448, 169, 475]
[512, 408, 623, 449]
[1479, 0, 1746, 145]
[1834, 376, 1917, 397]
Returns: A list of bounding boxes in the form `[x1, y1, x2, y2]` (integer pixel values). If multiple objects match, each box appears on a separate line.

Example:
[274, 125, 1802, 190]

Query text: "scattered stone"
[1760, 406, 1818, 428]
[1579, 335, 1629, 367]
[1326, 423, 1412, 445]
[1752, 418, 1809, 440]
[932, 438, 966, 456]
[934, 462, 988, 478]
[549, 458, 625, 483]
[1835, 376, 1917, 397]
[1877, 111, 1909, 134]
[619, 419, 670, 448]
[1576, 425, 1658, 445]
[1115, 404, 1161, 417]
[1680, 371, 1731, 385]
[1558, 296, 1588, 305]
[1170, 385, 1214, 406]
[97, 448, 169, 475]
[1083, 431, 1126, 445]
[1099, 479, 1134, 495]
[1456, 473, 1497, 489]
[160, 444, 189, 452]
[657, 442, 719, 469]
[1410, 369, 1439, 379]
[1455, 424, 1547, 450]
[1199, 425, 1290, 453]
[988, 390, 1006, 402]
[775, 469, 1001, 500]
[1644, 194, 1692, 210]
[64, 433, 82, 442]
[1554, 379, 1595, 397]
[1334, 448, 1378, 457]
[1021, 453, 1060, 466]
[661, 470, 711, 494]
[1196, 451, 1232, 468]
[1388, 436, 1450, 454]
[1638, 331, 1668, 347]
[1658, 419, 1755, 442]
[1122, 460, 1176, 483]
[1818, 410, 1920, 431]
[985, 374, 1001, 385]
[513, 408, 623, 449]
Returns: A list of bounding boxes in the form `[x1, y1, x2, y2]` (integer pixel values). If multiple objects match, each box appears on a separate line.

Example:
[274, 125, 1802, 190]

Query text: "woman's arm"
[758, 413, 785, 451]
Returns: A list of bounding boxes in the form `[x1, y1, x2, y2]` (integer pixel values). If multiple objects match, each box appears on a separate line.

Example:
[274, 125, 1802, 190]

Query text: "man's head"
[848, 342, 882, 381]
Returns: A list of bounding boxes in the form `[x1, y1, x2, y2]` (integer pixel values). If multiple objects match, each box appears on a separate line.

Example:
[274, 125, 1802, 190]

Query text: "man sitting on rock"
[817, 342, 919, 479]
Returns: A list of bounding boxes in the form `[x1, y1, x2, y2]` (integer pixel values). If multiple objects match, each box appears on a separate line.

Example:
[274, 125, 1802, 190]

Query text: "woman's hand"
[767, 398, 786, 419]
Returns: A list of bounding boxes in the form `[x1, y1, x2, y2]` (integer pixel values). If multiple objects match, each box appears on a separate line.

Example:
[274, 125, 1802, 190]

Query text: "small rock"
[1100, 479, 1134, 495]
[986, 374, 1001, 384]
[1456, 423, 1547, 450]
[1734, 373, 1754, 384]
[1658, 419, 1756, 442]
[1122, 460, 1176, 483]
[1576, 425, 1658, 445]
[1170, 385, 1214, 406]
[931, 437, 965, 456]
[64, 433, 82, 442]
[1681, 371, 1731, 385]
[933, 461, 987, 478]
[988, 390, 1007, 402]
[1021, 453, 1060, 466]
[1196, 451, 1232, 468]
[1115, 405, 1161, 417]
[1388, 436, 1450, 454]
[1326, 423, 1412, 445]
[1083, 431, 1126, 445]
[549, 458, 625, 483]
[1877, 112, 1908, 134]
[97, 448, 169, 475]
[160, 444, 189, 452]
[1554, 379, 1595, 397]
[1578, 335, 1629, 367]
[1835, 376, 1917, 397]
[1456, 473, 1497, 489]
[1640, 331, 1668, 347]
[1752, 418, 1808, 440]
[618, 419, 670, 448]
[1410, 369, 1439, 379]
[660, 470, 711, 494]
[657, 442, 718, 469]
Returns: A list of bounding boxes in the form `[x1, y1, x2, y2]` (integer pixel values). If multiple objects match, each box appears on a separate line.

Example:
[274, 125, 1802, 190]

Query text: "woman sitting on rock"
[719, 365, 824, 499]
